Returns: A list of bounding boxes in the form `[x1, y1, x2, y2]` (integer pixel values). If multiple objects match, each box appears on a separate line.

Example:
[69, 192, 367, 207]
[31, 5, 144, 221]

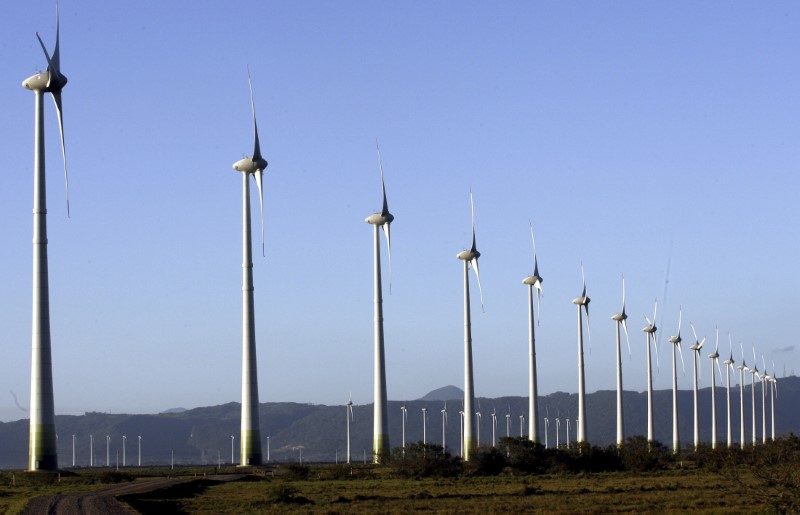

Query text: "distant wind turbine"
[761, 356, 769, 445]
[23, 1, 70, 472]
[668, 308, 685, 454]
[738, 342, 748, 449]
[346, 395, 354, 464]
[572, 265, 591, 444]
[750, 347, 759, 447]
[519, 414, 525, 438]
[707, 327, 722, 449]
[491, 408, 498, 447]
[771, 360, 778, 441]
[688, 322, 706, 451]
[365, 141, 394, 463]
[422, 407, 428, 445]
[475, 408, 482, 447]
[400, 404, 407, 454]
[611, 276, 631, 447]
[505, 409, 511, 439]
[643, 300, 659, 445]
[522, 224, 543, 444]
[456, 191, 484, 461]
[555, 414, 561, 449]
[441, 402, 448, 450]
[723, 335, 735, 448]
[231, 68, 268, 466]
[544, 409, 550, 449]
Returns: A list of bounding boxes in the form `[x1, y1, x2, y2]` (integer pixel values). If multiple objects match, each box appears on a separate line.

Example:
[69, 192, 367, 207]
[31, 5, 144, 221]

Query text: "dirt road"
[21, 475, 244, 515]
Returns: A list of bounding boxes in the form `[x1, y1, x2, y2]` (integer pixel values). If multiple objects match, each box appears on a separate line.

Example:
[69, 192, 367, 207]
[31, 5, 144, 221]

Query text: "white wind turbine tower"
[770, 361, 777, 441]
[723, 335, 735, 448]
[519, 414, 525, 438]
[441, 402, 448, 450]
[572, 266, 591, 445]
[738, 343, 748, 449]
[555, 414, 561, 449]
[421, 407, 428, 445]
[611, 276, 631, 447]
[456, 191, 484, 461]
[688, 322, 706, 451]
[668, 309, 685, 454]
[750, 348, 759, 447]
[760, 356, 769, 445]
[642, 300, 660, 445]
[476, 409, 482, 446]
[232, 68, 268, 466]
[707, 327, 722, 449]
[400, 404, 407, 453]
[346, 395, 354, 464]
[522, 224, 543, 444]
[491, 408, 497, 447]
[543, 409, 550, 449]
[23, 1, 70, 472]
[365, 142, 394, 463]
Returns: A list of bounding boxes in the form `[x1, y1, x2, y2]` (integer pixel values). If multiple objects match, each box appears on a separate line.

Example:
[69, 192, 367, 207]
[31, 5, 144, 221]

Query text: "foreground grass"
[133, 467, 767, 513]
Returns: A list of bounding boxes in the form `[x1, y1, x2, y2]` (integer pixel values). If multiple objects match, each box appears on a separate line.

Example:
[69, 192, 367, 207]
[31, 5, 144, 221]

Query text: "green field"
[2, 436, 798, 513]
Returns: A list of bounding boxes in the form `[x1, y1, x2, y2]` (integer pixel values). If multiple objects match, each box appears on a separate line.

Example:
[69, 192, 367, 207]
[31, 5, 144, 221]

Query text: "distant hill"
[419, 385, 464, 401]
[0, 377, 797, 468]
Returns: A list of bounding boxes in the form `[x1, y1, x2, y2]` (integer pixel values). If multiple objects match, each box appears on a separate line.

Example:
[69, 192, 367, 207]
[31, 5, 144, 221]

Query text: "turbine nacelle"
[233, 157, 268, 174]
[611, 311, 627, 322]
[22, 70, 67, 92]
[522, 274, 542, 286]
[365, 212, 394, 226]
[457, 248, 481, 261]
[572, 295, 590, 306]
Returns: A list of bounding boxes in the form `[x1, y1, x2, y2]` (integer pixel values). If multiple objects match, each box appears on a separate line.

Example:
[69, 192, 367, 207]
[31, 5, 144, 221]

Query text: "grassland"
[2, 436, 798, 514]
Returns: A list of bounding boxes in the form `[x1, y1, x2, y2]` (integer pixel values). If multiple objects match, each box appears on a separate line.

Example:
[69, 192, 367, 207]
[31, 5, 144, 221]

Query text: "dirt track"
[21, 475, 245, 515]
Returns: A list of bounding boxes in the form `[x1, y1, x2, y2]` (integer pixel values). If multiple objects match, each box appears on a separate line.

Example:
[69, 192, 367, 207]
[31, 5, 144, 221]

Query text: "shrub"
[391, 442, 462, 478]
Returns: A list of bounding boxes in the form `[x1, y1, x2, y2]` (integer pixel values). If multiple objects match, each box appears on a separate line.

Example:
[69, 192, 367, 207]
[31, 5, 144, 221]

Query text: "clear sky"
[0, 1, 797, 422]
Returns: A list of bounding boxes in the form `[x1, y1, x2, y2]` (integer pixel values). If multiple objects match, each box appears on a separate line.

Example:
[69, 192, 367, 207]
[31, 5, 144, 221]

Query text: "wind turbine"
[572, 265, 591, 444]
[688, 322, 706, 451]
[519, 414, 525, 438]
[456, 191, 484, 461]
[761, 356, 769, 445]
[491, 408, 497, 447]
[771, 361, 778, 441]
[668, 308, 685, 454]
[505, 409, 511, 438]
[23, 1, 70, 472]
[750, 347, 759, 447]
[232, 68, 268, 466]
[459, 409, 464, 457]
[566, 417, 571, 449]
[441, 402, 448, 450]
[523, 223, 543, 444]
[421, 407, 428, 445]
[707, 327, 722, 449]
[475, 408, 482, 446]
[400, 404, 407, 454]
[738, 342, 747, 449]
[723, 335, 735, 448]
[643, 300, 659, 445]
[346, 395, 354, 464]
[365, 142, 394, 463]
[611, 276, 631, 447]
[555, 414, 561, 449]
[543, 409, 550, 449]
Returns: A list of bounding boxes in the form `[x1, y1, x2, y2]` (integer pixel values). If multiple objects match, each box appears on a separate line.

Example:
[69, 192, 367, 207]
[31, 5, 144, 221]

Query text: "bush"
[284, 463, 310, 480]
[618, 436, 672, 472]
[390, 442, 462, 478]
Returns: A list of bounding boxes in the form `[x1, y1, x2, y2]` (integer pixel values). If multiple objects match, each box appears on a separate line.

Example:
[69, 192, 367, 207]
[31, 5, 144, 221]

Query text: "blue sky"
[0, 1, 797, 422]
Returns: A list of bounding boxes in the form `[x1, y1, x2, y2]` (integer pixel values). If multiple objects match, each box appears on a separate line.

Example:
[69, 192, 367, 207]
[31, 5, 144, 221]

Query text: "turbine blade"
[376, 140, 389, 216]
[382, 223, 392, 294]
[690, 322, 699, 345]
[622, 319, 631, 356]
[51, 91, 69, 217]
[654, 334, 661, 371]
[715, 326, 719, 354]
[35, 32, 56, 84]
[585, 304, 592, 354]
[247, 66, 263, 162]
[53, 1, 62, 71]
[678, 342, 685, 373]
[254, 170, 265, 257]
[471, 257, 485, 312]
[470, 190, 477, 253]
[716, 357, 722, 382]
